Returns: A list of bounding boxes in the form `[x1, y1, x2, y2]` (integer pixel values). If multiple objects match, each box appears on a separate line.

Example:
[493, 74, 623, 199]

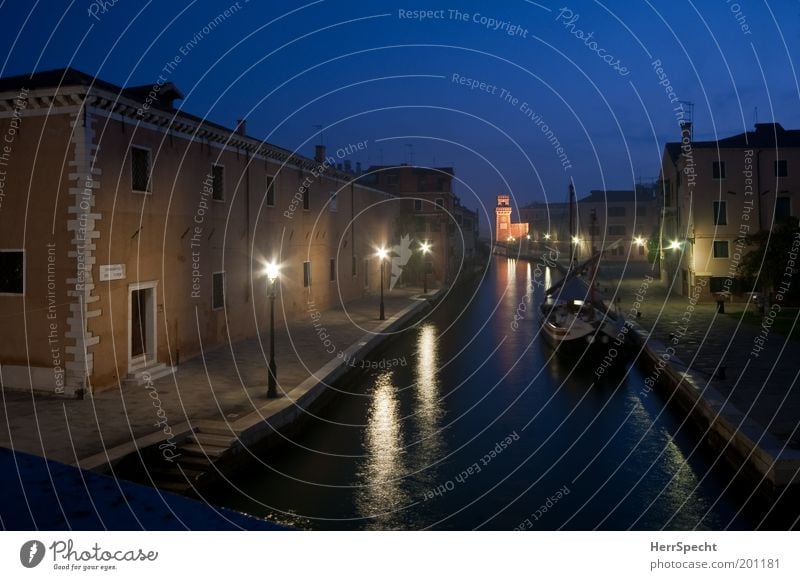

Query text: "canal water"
[208, 257, 753, 530]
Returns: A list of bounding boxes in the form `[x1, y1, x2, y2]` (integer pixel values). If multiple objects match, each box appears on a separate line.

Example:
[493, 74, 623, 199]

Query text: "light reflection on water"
[208, 257, 756, 530]
[354, 324, 446, 528]
[354, 371, 406, 527]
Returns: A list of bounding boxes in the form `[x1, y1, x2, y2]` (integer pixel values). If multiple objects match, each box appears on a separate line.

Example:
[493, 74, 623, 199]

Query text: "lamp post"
[264, 261, 280, 398]
[376, 247, 388, 320]
[420, 240, 431, 294]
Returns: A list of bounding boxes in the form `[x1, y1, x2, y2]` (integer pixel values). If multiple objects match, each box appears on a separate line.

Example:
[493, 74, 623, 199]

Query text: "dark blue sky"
[3, 0, 800, 215]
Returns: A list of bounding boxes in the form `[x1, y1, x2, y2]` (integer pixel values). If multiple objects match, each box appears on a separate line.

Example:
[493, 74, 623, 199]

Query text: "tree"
[737, 216, 800, 301]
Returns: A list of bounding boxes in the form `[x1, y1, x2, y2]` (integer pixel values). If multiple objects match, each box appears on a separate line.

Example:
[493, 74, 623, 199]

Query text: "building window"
[607, 206, 626, 217]
[266, 175, 275, 206]
[386, 174, 398, 185]
[713, 200, 727, 225]
[414, 199, 423, 211]
[352, 255, 357, 277]
[303, 261, 311, 287]
[212, 164, 224, 201]
[775, 160, 788, 177]
[712, 161, 726, 179]
[329, 258, 336, 282]
[636, 206, 647, 217]
[0, 250, 24, 294]
[608, 225, 626, 236]
[435, 198, 445, 210]
[130, 146, 151, 192]
[329, 191, 338, 212]
[638, 244, 645, 256]
[212, 271, 225, 310]
[775, 197, 791, 222]
[303, 188, 310, 210]
[363, 259, 369, 287]
[713, 241, 729, 258]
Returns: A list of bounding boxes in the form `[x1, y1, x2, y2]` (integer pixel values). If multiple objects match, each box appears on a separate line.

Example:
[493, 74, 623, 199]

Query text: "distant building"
[495, 195, 529, 242]
[0, 68, 399, 396]
[574, 185, 660, 261]
[360, 165, 479, 284]
[519, 201, 570, 244]
[659, 122, 800, 299]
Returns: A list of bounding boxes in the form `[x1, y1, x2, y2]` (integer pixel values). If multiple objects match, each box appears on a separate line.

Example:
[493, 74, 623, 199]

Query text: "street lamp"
[668, 240, 682, 250]
[420, 240, 431, 294]
[264, 261, 280, 398]
[376, 247, 388, 320]
[634, 236, 646, 247]
[543, 233, 551, 240]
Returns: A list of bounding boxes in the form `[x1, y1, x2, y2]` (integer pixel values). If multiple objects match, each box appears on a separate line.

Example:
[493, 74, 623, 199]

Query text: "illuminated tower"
[495, 194, 512, 242]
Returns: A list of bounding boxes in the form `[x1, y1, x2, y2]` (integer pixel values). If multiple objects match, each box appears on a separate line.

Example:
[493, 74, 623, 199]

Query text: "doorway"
[128, 281, 157, 370]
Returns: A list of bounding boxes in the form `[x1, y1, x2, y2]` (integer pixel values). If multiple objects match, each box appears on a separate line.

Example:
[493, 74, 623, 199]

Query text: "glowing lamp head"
[526, 234, 531, 240]
[668, 240, 682, 250]
[634, 236, 646, 247]
[543, 233, 551, 240]
[264, 261, 280, 282]
[572, 236, 581, 244]
[376, 247, 388, 261]
[420, 241, 431, 254]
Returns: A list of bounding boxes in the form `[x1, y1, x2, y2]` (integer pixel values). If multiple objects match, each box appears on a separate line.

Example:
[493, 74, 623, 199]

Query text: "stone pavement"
[0, 286, 432, 466]
[596, 262, 800, 450]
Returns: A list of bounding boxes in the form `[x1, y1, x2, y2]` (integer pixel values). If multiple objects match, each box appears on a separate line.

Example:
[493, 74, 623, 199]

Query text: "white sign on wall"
[99, 264, 126, 281]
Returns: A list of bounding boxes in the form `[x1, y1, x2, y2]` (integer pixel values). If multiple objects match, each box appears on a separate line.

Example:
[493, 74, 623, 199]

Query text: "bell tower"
[495, 194, 512, 242]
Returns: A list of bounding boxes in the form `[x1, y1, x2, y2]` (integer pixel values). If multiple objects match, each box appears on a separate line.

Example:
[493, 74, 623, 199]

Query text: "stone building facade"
[0, 68, 399, 396]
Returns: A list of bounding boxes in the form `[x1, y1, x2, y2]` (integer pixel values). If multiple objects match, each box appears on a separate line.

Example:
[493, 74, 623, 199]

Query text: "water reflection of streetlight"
[357, 371, 406, 527]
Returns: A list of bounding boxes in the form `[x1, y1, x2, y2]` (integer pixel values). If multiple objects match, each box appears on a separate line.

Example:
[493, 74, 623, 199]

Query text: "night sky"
[3, 0, 800, 219]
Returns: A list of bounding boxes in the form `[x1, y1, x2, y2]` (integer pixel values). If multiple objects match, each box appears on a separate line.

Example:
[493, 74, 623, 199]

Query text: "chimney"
[679, 120, 692, 142]
[315, 145, 326, 163]
[344, 160, 352, 173]
[235, 119, 247, 136]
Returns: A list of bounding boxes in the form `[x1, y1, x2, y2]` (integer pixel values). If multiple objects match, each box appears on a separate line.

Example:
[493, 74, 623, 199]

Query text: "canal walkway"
[0, 286, 437, 487]
[580, 261, 799, 492]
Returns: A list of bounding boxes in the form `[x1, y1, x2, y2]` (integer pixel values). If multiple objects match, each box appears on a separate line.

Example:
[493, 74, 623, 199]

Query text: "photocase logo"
[20, 540, 46, 568]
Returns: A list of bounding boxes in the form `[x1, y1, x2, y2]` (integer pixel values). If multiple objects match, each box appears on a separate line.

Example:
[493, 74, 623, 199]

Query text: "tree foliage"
[737, 216, 800, 298]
